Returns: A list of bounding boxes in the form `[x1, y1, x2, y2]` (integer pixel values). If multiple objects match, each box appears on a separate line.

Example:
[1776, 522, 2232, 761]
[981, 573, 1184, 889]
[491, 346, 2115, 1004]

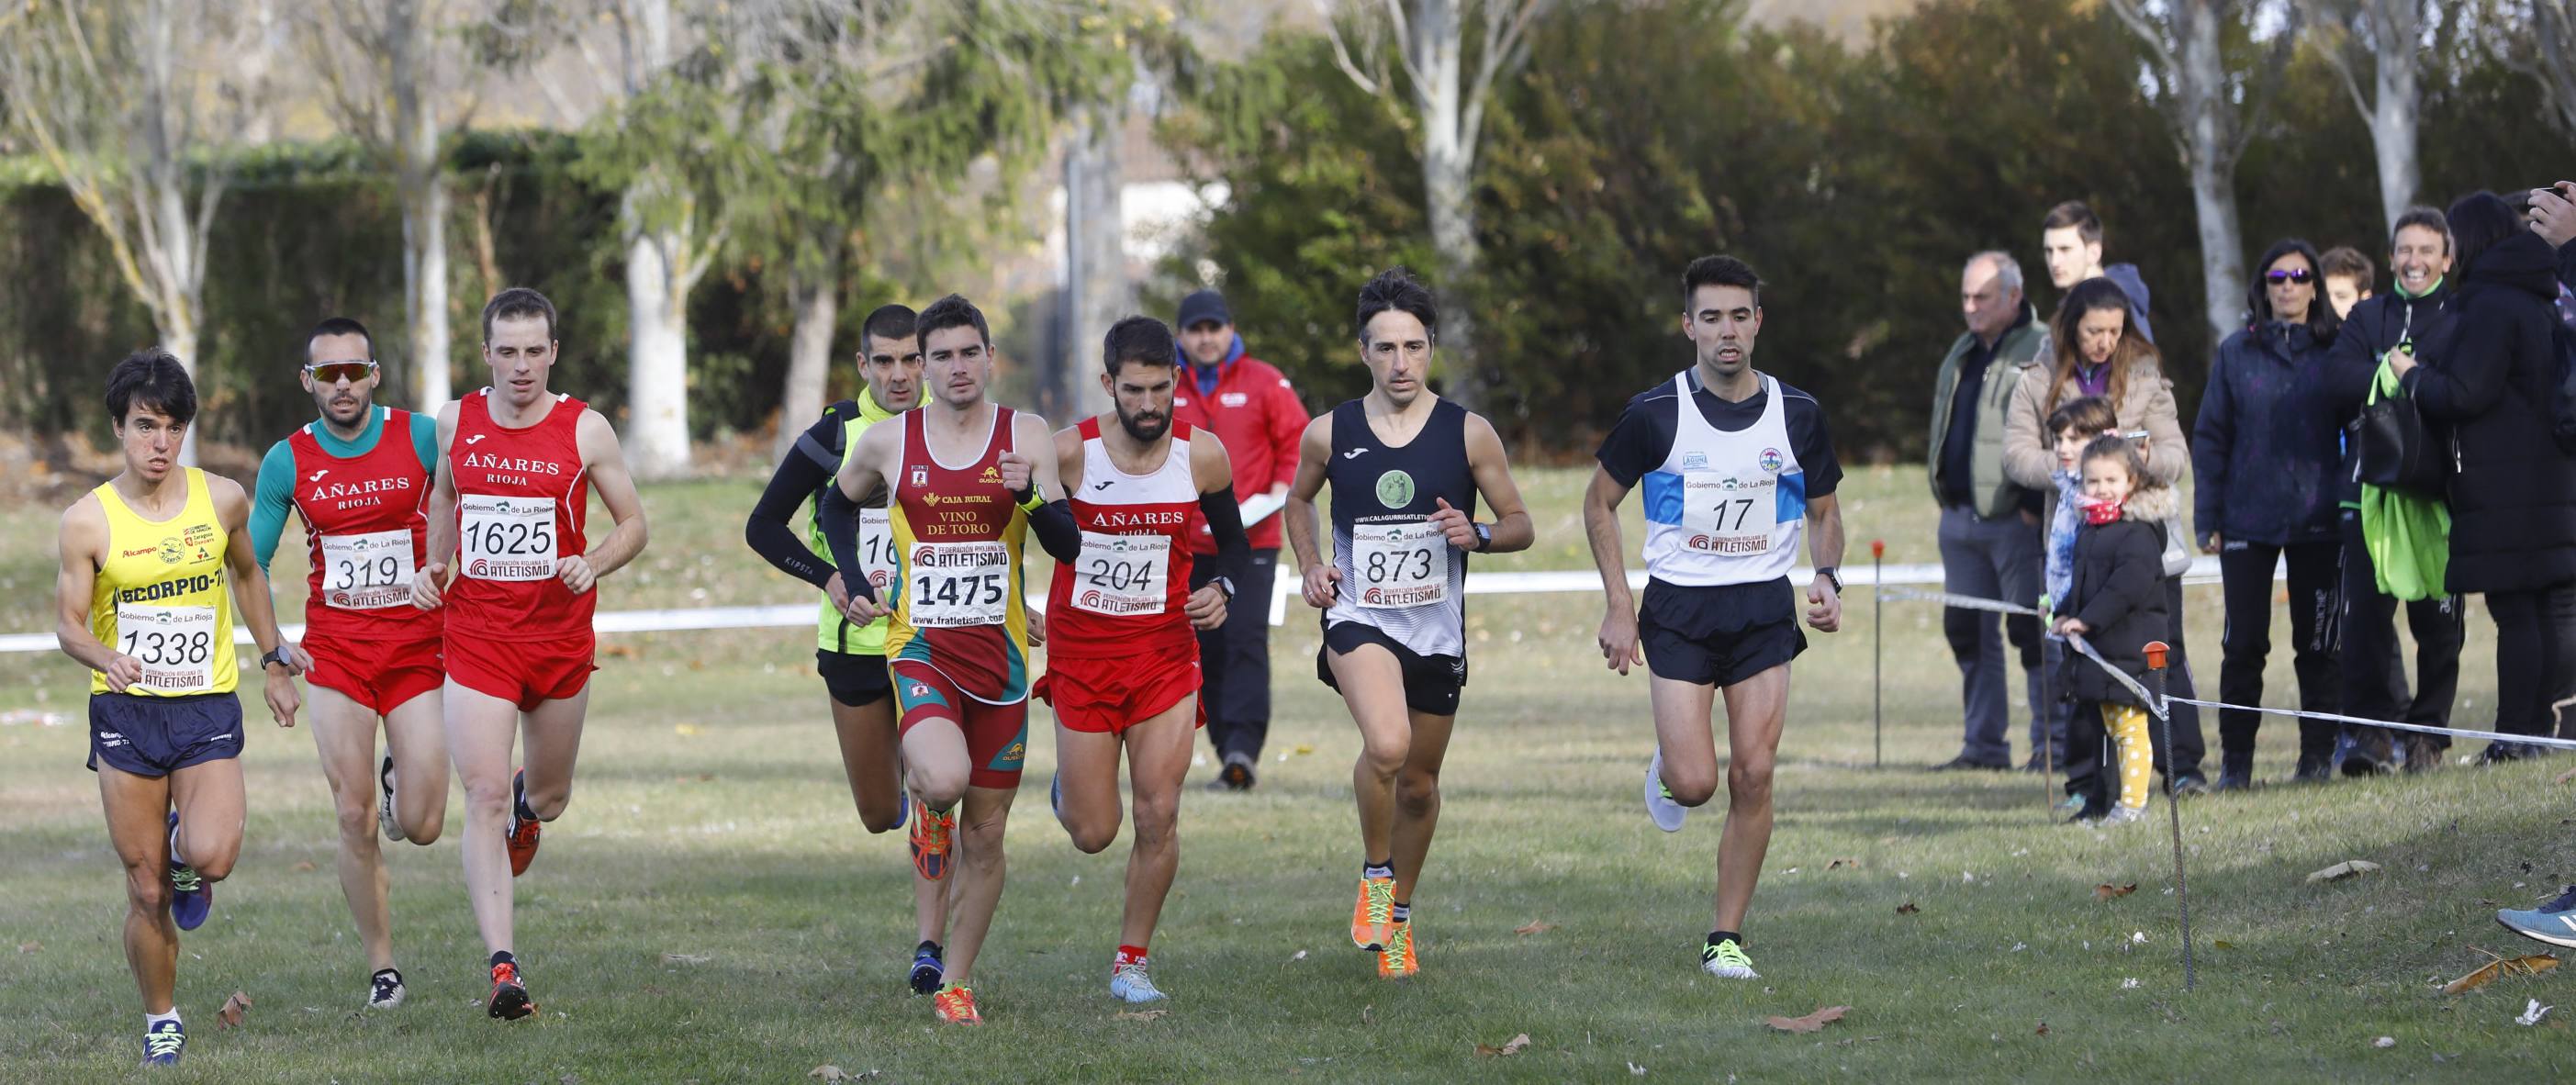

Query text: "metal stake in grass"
[2039, 601, 2055, 819]
[2145, 640, 2195, 991]
[1872, 539, 1885, 769]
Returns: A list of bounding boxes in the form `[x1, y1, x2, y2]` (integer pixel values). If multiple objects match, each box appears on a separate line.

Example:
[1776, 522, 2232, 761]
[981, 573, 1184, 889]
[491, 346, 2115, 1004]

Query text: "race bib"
[857, 509, 898, 597]
[1351, 520, 1450, 609]
[1071, 531, 1170, 617]
[1681, 472, 1778, 555]
[905, 540, 1012, 627]
[117, 603, 218, 692]
[319, 529, 415, 609]
[460, 494, 557, 581]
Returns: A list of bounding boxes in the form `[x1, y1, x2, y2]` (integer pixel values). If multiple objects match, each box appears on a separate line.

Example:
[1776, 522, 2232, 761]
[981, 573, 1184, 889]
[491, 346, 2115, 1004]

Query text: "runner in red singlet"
[411, 288, 650, 1021]
[1037, 316, 1249, 1005]
[820, 294, 1081, 1026]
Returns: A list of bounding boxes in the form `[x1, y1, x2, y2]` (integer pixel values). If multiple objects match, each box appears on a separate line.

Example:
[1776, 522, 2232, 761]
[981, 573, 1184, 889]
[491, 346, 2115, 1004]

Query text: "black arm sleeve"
[745, 424, 840, 589]
[1025, 498, 1081, 564]
[819, 483, 875, 603]
[1199, 489, 1250, 583]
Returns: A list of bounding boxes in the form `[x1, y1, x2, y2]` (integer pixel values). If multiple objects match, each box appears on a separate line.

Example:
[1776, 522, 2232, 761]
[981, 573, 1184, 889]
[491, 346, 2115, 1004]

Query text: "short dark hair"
[915, 294, 991, 349]
[2045, 395, 2118, 439]
[2043, 200, 2104, 245]
[2446, 192, 2521, 277]
[1682, 255, 1763, 309]
[2319, 246, 2374, 285]
[1354, 267, 1439, 345]
[2391, 205, 2451, 255]
[481, 287, 558, 342]
[1103, 315, 1178, 375]
[105, 349, 197, 427]
[860, 304, 918, 350]
[307, 317, 374, 362]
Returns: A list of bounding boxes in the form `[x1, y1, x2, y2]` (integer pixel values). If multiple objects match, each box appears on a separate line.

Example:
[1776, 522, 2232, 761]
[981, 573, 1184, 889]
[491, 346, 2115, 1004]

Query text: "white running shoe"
[1110, 962, 1168, 1003]
[1645, 749, 1687, 833]
[1701, 938, 1759, 979]
[367, 968, 406, 1010]
[378, 754, 402, 842]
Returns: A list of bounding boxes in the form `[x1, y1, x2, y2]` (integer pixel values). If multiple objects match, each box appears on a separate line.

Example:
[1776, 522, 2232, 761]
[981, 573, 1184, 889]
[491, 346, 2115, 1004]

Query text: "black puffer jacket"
[2055, 486, 2177, 708]
[2319, 283, 2455, 508]
[2191, 321, 2341, 545]
[2404, 232, 2576, 594]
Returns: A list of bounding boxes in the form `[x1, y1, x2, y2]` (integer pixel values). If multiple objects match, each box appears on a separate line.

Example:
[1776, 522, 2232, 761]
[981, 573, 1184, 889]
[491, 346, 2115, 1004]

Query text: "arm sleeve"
[744, 417, 842, 589]
[819, 483, 873, 602]
[1265, 376, 1310, 491]
[2137, 377, 2189, 485]
[251, 442, 297, 575]
[1199, 488, 1250, 582]
[2000, 366, 2057, 489]
[2189, 352, 2232, 538]
[409, 411, 440, 476]
[1025, 498, 1081, 564]
[1791, 397, 1842, 498]
[1592, 397, 1666, 488]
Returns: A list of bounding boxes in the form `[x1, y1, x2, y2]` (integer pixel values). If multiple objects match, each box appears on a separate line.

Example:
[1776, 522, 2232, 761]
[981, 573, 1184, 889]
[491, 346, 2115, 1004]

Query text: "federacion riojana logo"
[1759, 448, 1785, 473]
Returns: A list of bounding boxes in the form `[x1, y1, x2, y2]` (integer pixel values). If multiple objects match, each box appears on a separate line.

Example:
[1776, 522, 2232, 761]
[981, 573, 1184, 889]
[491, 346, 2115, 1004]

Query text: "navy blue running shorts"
[87, 691, 245, 777]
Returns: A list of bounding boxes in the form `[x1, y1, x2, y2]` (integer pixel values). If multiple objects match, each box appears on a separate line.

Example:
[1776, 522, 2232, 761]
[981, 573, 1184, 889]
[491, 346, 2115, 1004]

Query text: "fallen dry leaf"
[217, 990, 252, 1030]
[293, 860, 317, 873]
[1826, 858, 1862, 870]
[661, 953, 711, 966]
[1473, 1033, 1533, 1057]
[2095, 883, 2138, 900]
[1764, 1005, 1850, 1034]
[807, 1067, 851, 1083]
[2034, 1021, 2049, 1036]
[600, 643, 639, 659]
[2443, 951, 2561, 995]
[674, 723, 702, 737]
[1896, 901, 1920, 915]
[2212, 940, 2236, 950]
[1114, 1009, 1170, 1022]
[2306, 859, 2382, 883]
[15, 941, 37, 954]
[1514, 920, 1554, 936]
[1293, 744, 1316, 755]
[2556, 765, 2576, 785]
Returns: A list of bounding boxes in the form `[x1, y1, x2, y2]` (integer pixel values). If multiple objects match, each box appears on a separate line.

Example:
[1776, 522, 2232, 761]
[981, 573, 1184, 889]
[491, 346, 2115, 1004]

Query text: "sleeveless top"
[448, 388, 593, 642]
[1640, 372, 1808, 587]
[288, 407, 438, 641]
[885, 407, 1031, 703]
[90, 468, 237, 696]
[1046, 416, 1204, 660]
[1321, 397, 1476, 659]
[803, 393, 903, 654]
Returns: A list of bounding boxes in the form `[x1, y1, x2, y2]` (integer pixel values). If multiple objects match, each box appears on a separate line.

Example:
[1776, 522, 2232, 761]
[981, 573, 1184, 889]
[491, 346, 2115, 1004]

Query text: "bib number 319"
[320, 529, 415, 609]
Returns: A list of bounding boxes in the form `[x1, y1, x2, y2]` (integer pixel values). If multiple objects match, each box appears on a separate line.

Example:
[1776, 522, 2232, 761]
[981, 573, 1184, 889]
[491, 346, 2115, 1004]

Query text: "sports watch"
[1815, 566, 1843, 593]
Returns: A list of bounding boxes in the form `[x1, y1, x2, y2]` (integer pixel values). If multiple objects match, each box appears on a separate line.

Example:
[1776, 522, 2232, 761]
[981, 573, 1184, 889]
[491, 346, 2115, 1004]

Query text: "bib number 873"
[1364, 547, 1434, 585]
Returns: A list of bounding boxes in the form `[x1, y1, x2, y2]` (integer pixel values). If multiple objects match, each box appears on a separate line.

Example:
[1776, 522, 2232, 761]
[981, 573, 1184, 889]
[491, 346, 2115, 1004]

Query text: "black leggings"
[2216, 541, 2343, 763]
[2486, 584, 2576, 740]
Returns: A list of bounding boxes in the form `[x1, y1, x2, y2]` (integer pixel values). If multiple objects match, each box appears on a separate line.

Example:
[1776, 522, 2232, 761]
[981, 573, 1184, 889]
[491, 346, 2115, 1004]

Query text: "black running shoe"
[909, 941, 945, 995]
[368, 968, 406, 1010]
[487, 960, 535, 1020]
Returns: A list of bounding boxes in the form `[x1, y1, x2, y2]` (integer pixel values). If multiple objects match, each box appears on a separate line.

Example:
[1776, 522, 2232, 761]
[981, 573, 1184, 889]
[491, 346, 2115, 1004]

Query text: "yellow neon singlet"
[89, 468, 237, 696]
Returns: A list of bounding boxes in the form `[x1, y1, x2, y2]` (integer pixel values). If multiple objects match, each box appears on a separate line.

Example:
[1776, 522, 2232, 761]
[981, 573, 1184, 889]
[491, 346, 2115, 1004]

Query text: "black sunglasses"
[2264, 268, 2314, 285]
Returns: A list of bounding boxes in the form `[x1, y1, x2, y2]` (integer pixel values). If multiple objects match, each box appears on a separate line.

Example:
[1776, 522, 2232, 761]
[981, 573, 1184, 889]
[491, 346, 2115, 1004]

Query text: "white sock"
[146, 1009, 179, 1029]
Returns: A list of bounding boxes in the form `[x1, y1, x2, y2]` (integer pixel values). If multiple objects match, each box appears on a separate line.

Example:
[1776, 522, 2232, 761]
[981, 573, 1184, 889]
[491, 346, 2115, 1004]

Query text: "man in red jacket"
[1173, 288, 1310, 789]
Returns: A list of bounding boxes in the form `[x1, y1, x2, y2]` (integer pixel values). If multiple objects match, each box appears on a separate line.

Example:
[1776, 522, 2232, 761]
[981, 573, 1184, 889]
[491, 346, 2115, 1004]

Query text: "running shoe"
[2169, 772, 2210, 797]
[908, 941, 945, 995]
[1377, 921, 1417, 979]
[368, 968, 407, 1010]
[909, 798, 954, 882]
[165, 812, 210, 932]
[140, 1018, 185, 1067]
[2498, 885, 2576, 948]
[1350, 875, 1394, 951]
[932, 982, 982, 1025]
[505, 770, 541, 878]
[1702, 937, 1758, 979]
[487, 960, 536, 1021]
[1111, 960, 1168, 1003]
[1644, 749, 1686, 833]
[1050, 770, 1064, 824]
[1215, 752, 1256, 791]
[2097, 804, 2149, 826]
[378, 754, 402, 842]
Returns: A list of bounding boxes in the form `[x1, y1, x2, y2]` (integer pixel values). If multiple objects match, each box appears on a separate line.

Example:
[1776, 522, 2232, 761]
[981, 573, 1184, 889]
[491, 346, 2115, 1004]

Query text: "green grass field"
[3, 464, 2573, 1082]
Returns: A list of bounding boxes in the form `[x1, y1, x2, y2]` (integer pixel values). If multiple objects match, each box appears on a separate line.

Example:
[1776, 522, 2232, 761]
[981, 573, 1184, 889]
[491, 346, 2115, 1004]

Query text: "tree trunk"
[1412, 0, 1483, 410]
[625, 227, 693, 480]
[2368, 0, 2421, 229]
[164, 305, 203, 467]
[778, 251, 839, 459]
[2178, 0, 2246, 347]
[403, 176, 454, 411]
[1062, 101, 1126, 420]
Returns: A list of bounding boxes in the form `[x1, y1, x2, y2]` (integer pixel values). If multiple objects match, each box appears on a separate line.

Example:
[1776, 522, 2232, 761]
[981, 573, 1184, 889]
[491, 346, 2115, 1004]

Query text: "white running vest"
[1640, 372, 1807, 587]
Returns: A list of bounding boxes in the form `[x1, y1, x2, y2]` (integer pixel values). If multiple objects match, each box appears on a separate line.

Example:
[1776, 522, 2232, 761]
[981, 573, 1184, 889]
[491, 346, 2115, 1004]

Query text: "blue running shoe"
[2498, 885, 2576, 948]
[1050, 770, 1064, 824]
[909, 941, 945, 995]
[140, 1017, 185, 1067]
[165, 812, 210, 932]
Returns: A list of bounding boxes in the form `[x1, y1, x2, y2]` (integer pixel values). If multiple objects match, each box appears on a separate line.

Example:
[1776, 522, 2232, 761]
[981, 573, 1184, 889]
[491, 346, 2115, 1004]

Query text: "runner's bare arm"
[1440, 412, 1533, 554]
[53, 498, 138, 690]
[414, 401, 461, 610]
[1583, 466, 1644, 674]
[214, 475, 306, 726]
[1187, 433, 1242, 629]
[1284, 415, 1338, 609]
[821, 421, 899, 611]
[1054, 423, 1085, 496]
[1804, 492, 1845, 633]
[567, 408, 650, 594]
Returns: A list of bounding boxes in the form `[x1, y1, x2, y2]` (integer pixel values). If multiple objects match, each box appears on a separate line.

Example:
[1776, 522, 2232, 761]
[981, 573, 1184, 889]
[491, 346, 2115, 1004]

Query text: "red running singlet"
[1045, 417, 1203, 661]
[447, 388, 591, 643]
[288, 408, 439, 642]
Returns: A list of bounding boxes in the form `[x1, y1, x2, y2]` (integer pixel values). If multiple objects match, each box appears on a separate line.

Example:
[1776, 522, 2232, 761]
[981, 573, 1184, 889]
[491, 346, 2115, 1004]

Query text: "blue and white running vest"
[1640, 372, 1806, 587]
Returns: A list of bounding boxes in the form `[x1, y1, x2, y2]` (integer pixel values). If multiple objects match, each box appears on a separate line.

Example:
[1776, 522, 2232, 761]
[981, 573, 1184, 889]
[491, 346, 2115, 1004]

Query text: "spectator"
[2390, 193, 2576, 759]
[2004, 278, 2207, 791]
[1171, 288, 1311, 790]
[1928, 252, 2050, 771]
[2320, 207, 2466, 774]
[2040, 201, 2156, 344]
[2192, 239, 2346, 786]
[2319, 247, 2374, 319]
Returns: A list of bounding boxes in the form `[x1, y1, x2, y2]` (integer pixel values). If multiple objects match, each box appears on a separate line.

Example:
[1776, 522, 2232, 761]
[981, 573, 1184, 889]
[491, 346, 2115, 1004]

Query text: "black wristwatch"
[1471, 522, 1493, 553]
[260, 646, 291, 671]
[1211, 576, 1238, 600]
[1815, 566, 1843, 593]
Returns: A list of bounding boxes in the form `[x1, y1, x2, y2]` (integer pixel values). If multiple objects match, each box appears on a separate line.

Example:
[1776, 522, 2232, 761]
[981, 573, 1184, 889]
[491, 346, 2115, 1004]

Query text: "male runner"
[1584, 255, 1846, 981]
[1284, 268, 1534, 979]
[819, 294, 1080, 1025]
[744, 302, 954, 993]
[56, 351, 307, 1066]
[412, 287, 650, 1020]
[251, 317, 449, 1012]
[1039, 316, 1249, 1003]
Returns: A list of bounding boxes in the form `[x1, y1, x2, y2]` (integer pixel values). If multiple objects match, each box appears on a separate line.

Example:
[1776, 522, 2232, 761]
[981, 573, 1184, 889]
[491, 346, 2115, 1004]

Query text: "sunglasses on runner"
[2264, 268, 2314, 285]
[303, 361, 377, 385]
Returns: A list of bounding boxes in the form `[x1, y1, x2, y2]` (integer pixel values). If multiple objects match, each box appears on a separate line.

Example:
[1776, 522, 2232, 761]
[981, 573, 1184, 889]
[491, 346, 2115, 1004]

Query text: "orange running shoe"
[931, 982, 982, 1025]
[1377, 920, 1418, 979]
[506, 770, 542, 878]
[909, 798, 955, 881]
[487, 960, 537, 1020]
[1350, 875, 1394, 951]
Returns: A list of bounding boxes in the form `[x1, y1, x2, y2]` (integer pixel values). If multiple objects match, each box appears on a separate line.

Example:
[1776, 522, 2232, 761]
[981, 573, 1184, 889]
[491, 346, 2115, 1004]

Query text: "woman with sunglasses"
[2189, 240, 2346, 787]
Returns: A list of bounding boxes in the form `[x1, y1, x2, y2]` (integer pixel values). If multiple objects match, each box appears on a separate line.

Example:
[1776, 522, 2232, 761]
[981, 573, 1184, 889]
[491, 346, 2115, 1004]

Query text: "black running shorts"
[1316, 621, 1467, 716]
[1639, 576, 1807, 688]
[816, 649, 893, 709]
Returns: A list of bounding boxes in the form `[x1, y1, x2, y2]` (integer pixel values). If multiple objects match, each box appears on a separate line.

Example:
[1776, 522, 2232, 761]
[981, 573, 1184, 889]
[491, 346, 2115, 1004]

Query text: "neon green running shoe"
[1701, 937, 1758, 979]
